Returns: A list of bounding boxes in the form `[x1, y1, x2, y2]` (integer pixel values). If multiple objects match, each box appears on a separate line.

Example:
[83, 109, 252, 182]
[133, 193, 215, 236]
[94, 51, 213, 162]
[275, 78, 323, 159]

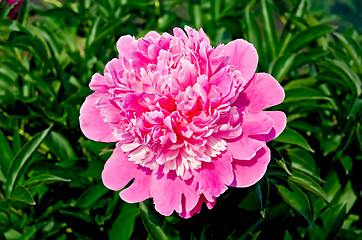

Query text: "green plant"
[0, 0, 360, 239]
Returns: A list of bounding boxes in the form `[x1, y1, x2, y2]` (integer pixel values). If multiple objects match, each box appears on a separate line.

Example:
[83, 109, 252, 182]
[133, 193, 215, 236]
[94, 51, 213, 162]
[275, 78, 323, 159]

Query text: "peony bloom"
[79, 26, 286, 218]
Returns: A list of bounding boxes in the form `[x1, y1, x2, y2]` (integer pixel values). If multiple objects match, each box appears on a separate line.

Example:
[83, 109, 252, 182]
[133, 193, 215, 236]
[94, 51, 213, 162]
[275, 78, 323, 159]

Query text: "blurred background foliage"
[0, 0, 361, 239]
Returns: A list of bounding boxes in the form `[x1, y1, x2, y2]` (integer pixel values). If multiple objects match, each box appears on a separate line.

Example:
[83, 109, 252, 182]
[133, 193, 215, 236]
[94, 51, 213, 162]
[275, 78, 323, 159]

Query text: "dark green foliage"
[0, 0, 361, 239]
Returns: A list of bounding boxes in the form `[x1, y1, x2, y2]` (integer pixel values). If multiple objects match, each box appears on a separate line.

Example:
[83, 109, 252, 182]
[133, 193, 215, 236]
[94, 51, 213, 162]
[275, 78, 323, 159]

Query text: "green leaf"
[23, 174, 71, 187]
[5, 125, 52, 196]
[277, 183, 312, 226]
[334, 32, 362, 74]
[86, 17, 101, 50]
[323, 171, 342, 203]
[76, 184, 109, 209]
[289, 171, 329, 203]
[348, 98, 362, 119]
[283, 78, 317, 91]
[284, 88, 331, 103]
[292, 49, 327, 68]
[109, 203, 139, 240]
[278, 0, 307, 55]
[271, 53, 296, 82]
[254, 177, 270, 217]
[0, 129, 13, 177]
[261, 0, 278, 59]
[244, 4, 263, 63]
[287, 148, 322, 182]
[0, 211, 9, 228]
[139, 202, 179, 240]
[190, 3, 202, 30]
[87, 14, 130, 54]
[338, 180, 357, 213]
[274, 128, 314, 152]
[319, 59, 361, 96]
[269, 144, 292, 176]
[3, 228, 22, 240]
[309, 204, 346, 240]
[357, 123, 362, 152]
[45, 131, 77, 161]
[238, 191, 259, 211]
[287, 24, 335, 52]
[10, 185, 35, 205]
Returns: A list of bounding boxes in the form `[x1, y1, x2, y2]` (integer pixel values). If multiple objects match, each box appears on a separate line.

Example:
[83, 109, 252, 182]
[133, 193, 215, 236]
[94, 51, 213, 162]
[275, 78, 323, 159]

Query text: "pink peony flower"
[79, 26, 286, 218]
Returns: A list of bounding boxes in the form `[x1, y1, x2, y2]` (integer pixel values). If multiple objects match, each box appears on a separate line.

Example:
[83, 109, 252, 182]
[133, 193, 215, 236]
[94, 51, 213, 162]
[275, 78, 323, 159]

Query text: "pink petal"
[150, 171, 199, 216]
[193, 150, 233, 201]
[263, 111, 287, 142]
[227, 135, 264, 160]
[230, 146, 270, 187]
[79, 92, 116, 142]
[179, 194, 216, 218]
[102, 146, 151, 202]
[242, 112, 274, 135]
[89, 73, 109, 93]
[234, 73, 285, 112]
[224, 39, 258, 81]
[116, 35, 136, 59]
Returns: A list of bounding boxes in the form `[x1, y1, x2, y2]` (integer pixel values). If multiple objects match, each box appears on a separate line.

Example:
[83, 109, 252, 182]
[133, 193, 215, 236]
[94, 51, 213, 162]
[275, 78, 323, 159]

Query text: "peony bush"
[0, 0, 360, 239]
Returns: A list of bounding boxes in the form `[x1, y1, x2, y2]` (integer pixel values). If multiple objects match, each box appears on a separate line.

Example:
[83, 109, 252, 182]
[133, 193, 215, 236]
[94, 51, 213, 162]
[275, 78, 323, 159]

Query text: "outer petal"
[193, 150, 233, 201]
[179, 194, 216, 218]
[234, 73, 285, 112]
[79, 92, 117, 142]
[230, 146, 270, 187]
[117, 35, 137, 59]
[263, 111, 287, 142]
[89, 73, 108, 93]
[102, 146, 151, 202]
[227, 135, 264, 160]
[150, 171, 199, 216]
[224, 39, 258, 81]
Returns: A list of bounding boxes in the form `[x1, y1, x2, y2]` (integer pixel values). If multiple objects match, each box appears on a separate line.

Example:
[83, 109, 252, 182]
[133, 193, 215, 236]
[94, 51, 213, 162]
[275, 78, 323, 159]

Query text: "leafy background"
[0, 0, 361, 239]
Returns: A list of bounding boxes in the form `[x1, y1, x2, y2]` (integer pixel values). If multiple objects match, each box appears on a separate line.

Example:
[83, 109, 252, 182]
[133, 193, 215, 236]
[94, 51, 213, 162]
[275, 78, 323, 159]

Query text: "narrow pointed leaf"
[277, 183, 312, 226]
[321, 59, 361, 96]
[274, 128, 314, 152]
[334, 32, 362, 74]
[278, 0, 307, 55]
[5, 125, 52, 196]
[261, 0, 278, 59]
[139, 202, 179, 240]
[287, 24, 335, 52]
[289, 170, 329, 203]
[109, 203, 139, 240]
[0, 129, 13, 177]
[10, 186, 35, 205]
[284, 88, 330, 103]
[23, 174, 71, 187]
[271, 53, 296, 82]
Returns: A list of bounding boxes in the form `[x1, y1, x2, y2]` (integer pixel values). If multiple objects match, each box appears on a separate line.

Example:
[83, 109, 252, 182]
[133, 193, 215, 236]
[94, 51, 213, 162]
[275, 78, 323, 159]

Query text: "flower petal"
[243, 112, 274, 135]
[89, 73, 109, 93]
[193, 150, 233, 201]
[230, 146, 270, 187]
[224, 39, 258, 81]
[150, 171, 199, 216]
[227, 135, 264, 160]
[102, 146, 151, 202]
[263, 111, 287, 142]
[79, 92, 116, 142]
[179, 194, 216, 218]
[234, 73, 285, 111]
[116, 35, 136, 59]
